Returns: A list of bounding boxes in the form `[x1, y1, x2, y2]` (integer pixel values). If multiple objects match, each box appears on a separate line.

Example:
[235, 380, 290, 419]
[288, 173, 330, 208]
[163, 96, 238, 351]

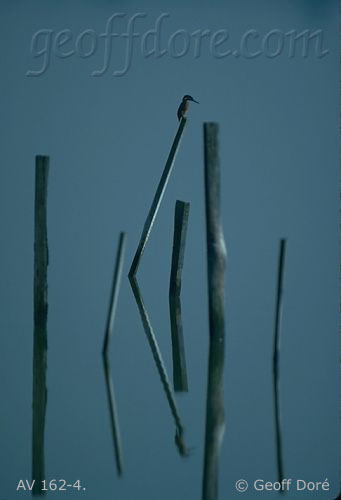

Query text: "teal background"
[0, 0, 339, 498]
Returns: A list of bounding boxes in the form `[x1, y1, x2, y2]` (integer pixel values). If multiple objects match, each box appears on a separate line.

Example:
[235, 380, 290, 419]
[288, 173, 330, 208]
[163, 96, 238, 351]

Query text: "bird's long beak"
[192, 99, 199, 104]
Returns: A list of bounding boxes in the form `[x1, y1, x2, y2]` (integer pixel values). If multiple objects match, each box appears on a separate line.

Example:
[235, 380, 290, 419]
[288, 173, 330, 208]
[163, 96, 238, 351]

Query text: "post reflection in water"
[169, 200, 190, 393]
[102, 232, 126, 475]
[129, 275, 189, 457]
[102, 353, 124, 476]
[32, 350, 47, 497]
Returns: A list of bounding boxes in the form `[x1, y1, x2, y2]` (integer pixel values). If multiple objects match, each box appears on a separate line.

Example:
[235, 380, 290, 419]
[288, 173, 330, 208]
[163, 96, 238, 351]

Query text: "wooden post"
[102, 232, 126, 355]
[273, 238, 286, 485]
[32, 155, 49, 495]
[129, 118, 187, 277]
[129, 275, 188, 456]
[202, 124, 226, 500]
[169, 200, 190, 392]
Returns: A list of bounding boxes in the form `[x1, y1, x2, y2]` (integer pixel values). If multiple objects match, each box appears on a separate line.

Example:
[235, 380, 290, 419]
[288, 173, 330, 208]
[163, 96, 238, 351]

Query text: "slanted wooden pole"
[169, 200, 190, 392]
[273, 238, 286, 486]
[129, 275, 188, 456]
[102, 232, 126, 355]
[32, 155, 49, 496]
[129, 118, 187, 277]
[202, 124, 226, 500]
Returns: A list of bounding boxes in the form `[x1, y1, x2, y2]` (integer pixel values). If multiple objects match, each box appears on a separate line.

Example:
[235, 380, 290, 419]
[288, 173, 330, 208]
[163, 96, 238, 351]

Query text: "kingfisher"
[177, 94, 199, 121]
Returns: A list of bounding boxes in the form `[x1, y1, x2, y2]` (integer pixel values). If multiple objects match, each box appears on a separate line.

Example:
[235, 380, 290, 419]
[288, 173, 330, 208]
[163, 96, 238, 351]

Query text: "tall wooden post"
[273, 238, 287, 485]
[32, 155, 49, 495]
[202, 124, 226, 500]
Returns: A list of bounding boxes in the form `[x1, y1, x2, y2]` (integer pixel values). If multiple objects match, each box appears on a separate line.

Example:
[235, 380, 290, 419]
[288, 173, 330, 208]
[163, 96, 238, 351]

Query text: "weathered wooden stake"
[202, 124, 226, 500]
[169, 200, 190, 392]
[129, 275, 188, 456]
[102, 232, 126, 355]
[273, 238, 286, 486]
[32, 155, 49, 496]
[129, 118, 187, 277]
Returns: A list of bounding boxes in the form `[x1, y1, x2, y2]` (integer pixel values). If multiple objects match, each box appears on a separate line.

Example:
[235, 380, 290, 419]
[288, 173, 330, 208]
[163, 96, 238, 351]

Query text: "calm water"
[0, 0, 339, 498]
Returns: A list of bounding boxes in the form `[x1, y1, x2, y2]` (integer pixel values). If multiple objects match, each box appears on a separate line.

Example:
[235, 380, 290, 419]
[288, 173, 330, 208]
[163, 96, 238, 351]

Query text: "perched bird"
[177, 95, 199, 121]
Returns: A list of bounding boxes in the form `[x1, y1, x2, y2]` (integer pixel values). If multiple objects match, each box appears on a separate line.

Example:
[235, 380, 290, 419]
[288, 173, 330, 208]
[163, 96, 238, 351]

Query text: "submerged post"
[129, 118, 187, 277]
[169, 200, 190, 392]
[202, 124, 226, 500]
[32, 155, 49, 495]
[273, 238, 287, 486]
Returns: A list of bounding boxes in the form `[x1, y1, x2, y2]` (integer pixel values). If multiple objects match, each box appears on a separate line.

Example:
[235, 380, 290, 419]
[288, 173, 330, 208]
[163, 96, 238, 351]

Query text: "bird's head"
[183, 94, 199, 104]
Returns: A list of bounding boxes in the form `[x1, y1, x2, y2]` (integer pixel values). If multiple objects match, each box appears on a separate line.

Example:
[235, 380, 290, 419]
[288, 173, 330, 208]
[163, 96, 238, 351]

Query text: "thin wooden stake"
[169, 200, 190, 392]
[273, 238, 286, 486]
[32, 155, 49, 496]
[202, 124, 226, 500]
[102, 232, 126, 475]
[129, 118, 187, 277]
[102, 232, 126, 355]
